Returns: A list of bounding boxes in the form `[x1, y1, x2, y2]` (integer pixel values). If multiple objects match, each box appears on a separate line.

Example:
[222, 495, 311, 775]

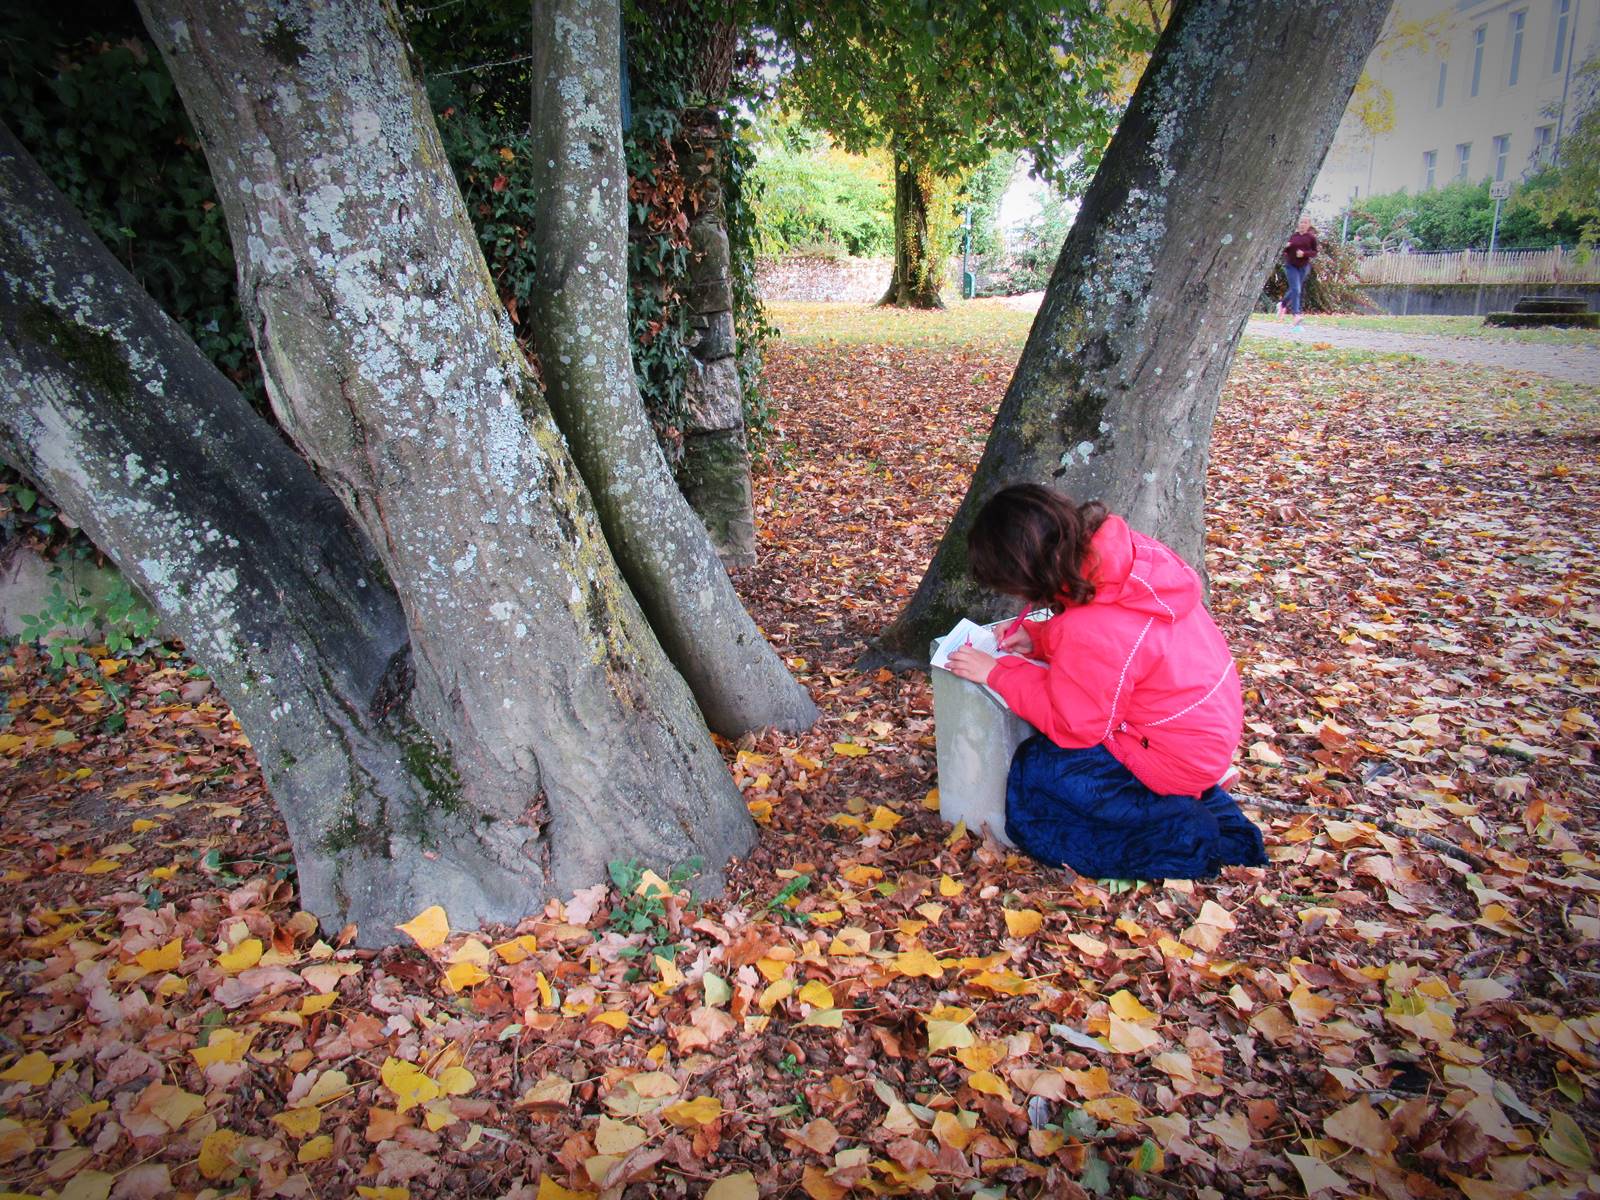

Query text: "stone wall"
[1356, 282, 1600, 317]
[756, 255, 964, 303]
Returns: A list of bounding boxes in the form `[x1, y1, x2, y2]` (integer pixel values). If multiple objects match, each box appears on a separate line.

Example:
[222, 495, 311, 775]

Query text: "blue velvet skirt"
[1005, 736, 1267, 880]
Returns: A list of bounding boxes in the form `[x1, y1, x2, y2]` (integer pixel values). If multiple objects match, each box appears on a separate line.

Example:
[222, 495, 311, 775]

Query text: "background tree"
[1517, 54, 1600, 245]
[2, 0, 789, 943]
[769, 0, 1141, 308]
[875, 0, 1392, 660]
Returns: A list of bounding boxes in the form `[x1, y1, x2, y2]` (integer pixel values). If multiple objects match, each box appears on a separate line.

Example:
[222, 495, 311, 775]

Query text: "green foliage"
[973, 187, 1077, 296]
[0, 6, 261, 408]
[768, 0, 1143, 191]
[747, 123, 893, 257]
[962, 152, 1018, 260]
[1347, 179, 1586, 253]
[605, 857, 702, 977]
[1515, 56, 1599, 245]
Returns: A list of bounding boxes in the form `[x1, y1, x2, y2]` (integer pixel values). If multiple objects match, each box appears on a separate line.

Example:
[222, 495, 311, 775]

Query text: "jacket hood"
[1085, 515, 1201, 621]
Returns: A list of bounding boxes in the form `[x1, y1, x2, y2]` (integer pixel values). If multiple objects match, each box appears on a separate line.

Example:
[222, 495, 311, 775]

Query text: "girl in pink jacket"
[946, 485, 1266, 880]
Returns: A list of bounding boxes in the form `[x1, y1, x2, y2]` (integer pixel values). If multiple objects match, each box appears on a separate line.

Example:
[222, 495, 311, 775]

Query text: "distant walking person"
[1280, 217, 1318, 327]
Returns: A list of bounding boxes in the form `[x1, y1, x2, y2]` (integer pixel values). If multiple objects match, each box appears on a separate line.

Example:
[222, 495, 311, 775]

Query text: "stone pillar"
[678, 110, 756, 567]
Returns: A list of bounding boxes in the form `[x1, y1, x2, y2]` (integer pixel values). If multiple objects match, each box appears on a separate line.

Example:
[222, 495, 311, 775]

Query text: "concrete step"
[1512, 296, 1591, 315]
[1485, 310, 1600, 328]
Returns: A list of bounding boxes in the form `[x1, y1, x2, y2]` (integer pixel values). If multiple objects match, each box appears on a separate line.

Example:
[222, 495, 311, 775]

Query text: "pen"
[998, 605, 1032, 648]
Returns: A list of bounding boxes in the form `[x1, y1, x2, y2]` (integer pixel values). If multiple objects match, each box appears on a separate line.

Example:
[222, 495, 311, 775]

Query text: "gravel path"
[1242, 316, 1600, 386]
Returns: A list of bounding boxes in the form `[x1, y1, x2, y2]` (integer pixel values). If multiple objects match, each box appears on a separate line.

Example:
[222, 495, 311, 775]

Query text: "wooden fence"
[1357, 247, 1600, 286]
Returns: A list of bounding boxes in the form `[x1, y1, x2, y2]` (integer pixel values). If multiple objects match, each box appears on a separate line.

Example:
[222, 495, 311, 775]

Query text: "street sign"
[1490, 181, 1512, 200]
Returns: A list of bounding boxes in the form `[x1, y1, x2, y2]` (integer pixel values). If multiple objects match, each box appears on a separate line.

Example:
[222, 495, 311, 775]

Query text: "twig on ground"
[1242, 795, 1490, 871]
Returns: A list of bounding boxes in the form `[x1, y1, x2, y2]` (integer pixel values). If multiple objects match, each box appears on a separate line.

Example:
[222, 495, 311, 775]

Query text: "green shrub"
[1346, 178, 1586, 252]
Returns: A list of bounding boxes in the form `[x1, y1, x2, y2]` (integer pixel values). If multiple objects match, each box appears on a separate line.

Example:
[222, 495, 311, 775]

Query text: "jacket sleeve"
[988, 635, 1130, 750]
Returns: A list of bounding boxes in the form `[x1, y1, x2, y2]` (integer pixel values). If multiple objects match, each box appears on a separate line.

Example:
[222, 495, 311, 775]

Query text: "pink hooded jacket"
[986, 515, 1242, 797]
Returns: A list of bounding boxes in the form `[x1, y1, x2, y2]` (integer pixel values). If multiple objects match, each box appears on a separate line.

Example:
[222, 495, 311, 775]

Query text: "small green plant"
[17, 569, 162, 730]
[605, 856, 703, 978]
[765, 873, 812, 925]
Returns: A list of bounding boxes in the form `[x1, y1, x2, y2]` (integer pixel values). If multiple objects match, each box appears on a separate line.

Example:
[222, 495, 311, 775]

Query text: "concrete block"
[930, 623, 1038, 846]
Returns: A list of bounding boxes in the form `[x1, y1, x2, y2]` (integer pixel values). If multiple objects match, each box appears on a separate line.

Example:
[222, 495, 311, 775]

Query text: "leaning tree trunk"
[137, 0, 756, 934]
[0, 124, 458, 936]
[676, 104, 759, 569]
[528, 0, 814, 735]
[875, 0, 1390, 659]
[879, 141, 945, 310]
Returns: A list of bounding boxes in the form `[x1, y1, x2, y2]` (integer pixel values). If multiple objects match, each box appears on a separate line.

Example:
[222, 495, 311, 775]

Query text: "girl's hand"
[946, 645, 998, 685]
[998, 625, 1033, 656]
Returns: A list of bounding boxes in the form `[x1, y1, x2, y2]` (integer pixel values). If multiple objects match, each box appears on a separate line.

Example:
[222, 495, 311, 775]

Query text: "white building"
[1307, 0, 1599, 221]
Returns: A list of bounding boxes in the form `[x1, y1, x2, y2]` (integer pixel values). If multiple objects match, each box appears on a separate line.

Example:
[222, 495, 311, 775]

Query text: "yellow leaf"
[595, 1116, 648, 1155]
[218, 937, 263, 974]
[306, 1069, 350, 1106]
[518, 1074, 573, 1107]
[297, 1134, 334, 1163]
[57, 1171, 114, 1200]
[198, 1129, 244, 1180]
[1107, 1015, 1163, 1054]
[923, 788, 941, 811]
[664, 1096, 723, 1127]
[866, 805, 901, 830]
[592, 1010, 628, 1030]
[66, 1099, 108, 1132]
[423, 1100, 455, 1131]
[1289, 985, 1337, 1025]
[300, 992, 338, 1015]
[1003, 908, 1043, 937]
[967, 1070, 1011, 1100]
[136, 938, 182, 972]
[0, 1051, 53, 1086]
[1108, 990, 1156, 1022]
[800, 1007, 844, 1028]
[939, 874, 964, 897]
[828, 927, 872, 956]
[759, 978, 794, 1013]
[191, 1027, 253, 1068]
[894, 946, 945, 979]
[436, 1066, 475, 1096]
[441, 961, 489, 992]
[535, 1177, 594, 1200]
[380, 1057, 441, 1114]
[798, 980, 835, 1008]
[634, 869, 674, 899]
[831, 742, 869, 757]
[705, 1173, 759, 1200]
[493, 934, 539, 964]
[273, 1107, 322, 1138]
[82, 859, 119, 875]
[130, 818, 159, 833]
[928, 1019, 975, 1053]
[395, 905, 449, 950]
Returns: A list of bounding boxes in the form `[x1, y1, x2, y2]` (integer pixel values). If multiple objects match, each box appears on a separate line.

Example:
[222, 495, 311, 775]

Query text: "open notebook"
[929, 617, 1044, 711]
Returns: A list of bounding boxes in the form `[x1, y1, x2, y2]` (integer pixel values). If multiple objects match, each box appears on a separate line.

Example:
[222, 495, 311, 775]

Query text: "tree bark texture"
[879, 144, 945, 310]
[676, 107, 758, 569]
[876, 0, 1391, 660]
[136, 0, 757, 933]
[527, 0, 814, 735]
[0, 124, 444, 934]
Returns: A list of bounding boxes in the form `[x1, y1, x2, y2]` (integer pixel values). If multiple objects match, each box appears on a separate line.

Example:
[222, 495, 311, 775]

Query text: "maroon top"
[1284, 231, 1318, 267]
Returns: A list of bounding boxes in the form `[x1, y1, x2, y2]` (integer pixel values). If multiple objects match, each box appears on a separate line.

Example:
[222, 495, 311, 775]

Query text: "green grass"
[767, 299, 1036, 350]
[1253, 312, 1600, 347]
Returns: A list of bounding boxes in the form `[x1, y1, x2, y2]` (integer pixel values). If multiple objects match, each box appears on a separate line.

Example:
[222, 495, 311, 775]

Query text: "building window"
[1494, 134, 1511, 180]
[1554, 0, 1570, 73]
[1533, 124, 1555, 166]
[1471, 25, 1486, 96]
[1436, 61, 1448, 107]
[1508, 10, 1526, 86]
[1423, 149, 1437, 189]
[1457, 142, 1472, 180]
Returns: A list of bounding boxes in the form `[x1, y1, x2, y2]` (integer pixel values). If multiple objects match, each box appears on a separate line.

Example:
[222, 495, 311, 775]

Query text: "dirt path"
[1243, 315, 1600, 385]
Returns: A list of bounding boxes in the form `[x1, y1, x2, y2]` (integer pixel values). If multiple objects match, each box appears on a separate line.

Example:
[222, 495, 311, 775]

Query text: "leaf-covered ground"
[2, 307, 1598, 1200]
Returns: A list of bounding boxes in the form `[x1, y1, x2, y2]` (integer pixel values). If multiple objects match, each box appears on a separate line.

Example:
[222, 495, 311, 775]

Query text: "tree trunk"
[874, 0, 1390, 661]
[134, 0, 757, 937]
[676, 106, 759, 569]
[879, 143, 946, 309]
[527, 0, 813, 736]
[1, 124, 454, 936]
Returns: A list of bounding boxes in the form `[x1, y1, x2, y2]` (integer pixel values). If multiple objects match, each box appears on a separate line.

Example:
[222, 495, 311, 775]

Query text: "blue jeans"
[1284, 263, 1309, 316]
[1005, 737, 1267, 880]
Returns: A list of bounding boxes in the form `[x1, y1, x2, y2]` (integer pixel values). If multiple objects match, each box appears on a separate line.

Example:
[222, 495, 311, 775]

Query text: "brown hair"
[967, 484, 1108, 608]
